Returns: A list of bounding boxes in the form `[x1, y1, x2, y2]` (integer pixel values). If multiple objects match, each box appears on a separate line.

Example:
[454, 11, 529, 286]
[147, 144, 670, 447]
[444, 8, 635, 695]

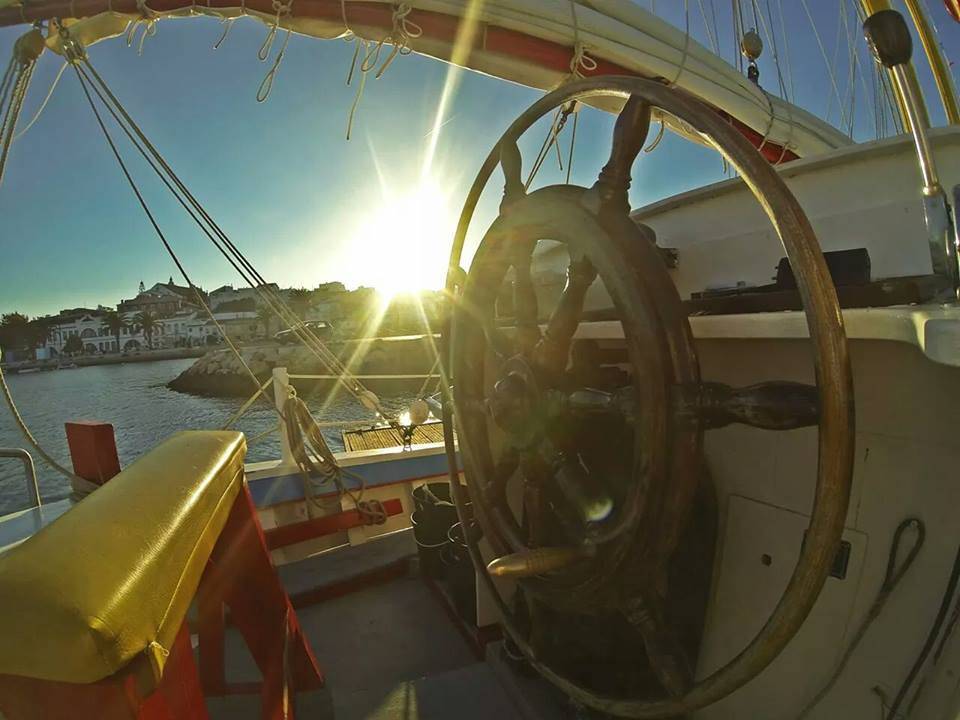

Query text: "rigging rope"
[125, 0, 159, 55]
[71, 56, 280, 421]
[696, 0, 720, 55]
[212, 16, 236, 49]
[0, 39, 37, 188]
[887, 536, 960, 719]
[340, 1, 422, 138]
[795, 518, 925, 719]
[13, 59, 67, 140]
[839, 0, 857, 138]
[0, 356, 96, 495]
[256, 0, 292, 101]
[803, 0, 846, 130]
[0, 32, 100, 497]
[774, 0, 795, 104]
[74, 55, 390, 420]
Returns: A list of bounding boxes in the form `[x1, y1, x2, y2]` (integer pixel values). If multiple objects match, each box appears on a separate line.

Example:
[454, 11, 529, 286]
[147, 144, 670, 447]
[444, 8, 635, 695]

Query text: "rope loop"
[569, 41, 596, 78]
[341, 2, 420, 136]
[125, 0, 159, 56]
[53, 20, 87, 64]
[643, 119, 665, 153]
[258, 0, 292, 61]
[257, 26, 291, 102]
[256, 0, 293, 101]
[358, 499, 388, 525]
[372, 2, 421, 78]
[212, 16, 236, 50]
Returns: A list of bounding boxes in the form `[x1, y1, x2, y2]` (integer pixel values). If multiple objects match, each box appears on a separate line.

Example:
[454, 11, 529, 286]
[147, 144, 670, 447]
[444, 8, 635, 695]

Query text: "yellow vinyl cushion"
[0, 431, 246, 687]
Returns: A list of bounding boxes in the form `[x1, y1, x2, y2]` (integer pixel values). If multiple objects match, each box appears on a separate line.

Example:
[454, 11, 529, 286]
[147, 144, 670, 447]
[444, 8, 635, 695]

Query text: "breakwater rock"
[167, 335, 439, 398]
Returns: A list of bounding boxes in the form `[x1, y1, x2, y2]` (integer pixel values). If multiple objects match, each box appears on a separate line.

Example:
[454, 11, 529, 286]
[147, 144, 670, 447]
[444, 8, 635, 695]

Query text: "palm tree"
[288, 288, 312, 320]
[26, 317, 54, 350]
[256, 305, 276, 338]
[100, 311, 126, 353]
[133, 310, 159, 349]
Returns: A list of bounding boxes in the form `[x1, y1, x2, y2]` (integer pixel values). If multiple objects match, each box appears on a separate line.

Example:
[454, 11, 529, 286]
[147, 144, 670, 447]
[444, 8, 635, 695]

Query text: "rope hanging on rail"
[282, 392, 385, 523]
[341, 1, 421, 139]
[795, 518, 925, 719]
[125, 0, 159, 55]
[256, 0, 292, 101]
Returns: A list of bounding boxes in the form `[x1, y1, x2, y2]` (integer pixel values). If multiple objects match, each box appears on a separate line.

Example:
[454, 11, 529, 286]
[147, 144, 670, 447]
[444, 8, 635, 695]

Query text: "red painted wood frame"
[0, 624, 208, 720]
[198, 485, 325, 718]
[65, 420, 121, 484]
[0, 488, 326, 720]
[0, 424, 325, 719]
[264, 497, 404, 550]
[0, 0, 799, 164]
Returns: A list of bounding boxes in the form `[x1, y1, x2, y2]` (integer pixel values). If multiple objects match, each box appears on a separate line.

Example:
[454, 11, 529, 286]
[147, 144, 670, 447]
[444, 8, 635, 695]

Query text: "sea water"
[0, 359, 414, 514]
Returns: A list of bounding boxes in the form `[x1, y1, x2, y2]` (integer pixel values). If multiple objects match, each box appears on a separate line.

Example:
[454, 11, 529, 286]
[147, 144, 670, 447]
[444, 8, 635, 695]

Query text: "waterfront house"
[118, 279, 206, 316]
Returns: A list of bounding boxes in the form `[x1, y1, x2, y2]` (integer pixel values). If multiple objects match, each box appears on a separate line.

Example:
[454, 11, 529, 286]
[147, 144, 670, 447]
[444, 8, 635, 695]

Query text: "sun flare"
[352, 177, 457, 301]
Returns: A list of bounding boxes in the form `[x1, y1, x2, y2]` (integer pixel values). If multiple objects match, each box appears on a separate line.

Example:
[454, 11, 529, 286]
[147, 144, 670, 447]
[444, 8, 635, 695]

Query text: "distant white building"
[49, 308, 165, 355]
[118, 279, 203, 316]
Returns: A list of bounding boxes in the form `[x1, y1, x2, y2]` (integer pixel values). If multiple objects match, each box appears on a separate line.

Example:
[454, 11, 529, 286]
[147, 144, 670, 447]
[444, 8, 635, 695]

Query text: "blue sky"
[0, 1, 958, 316]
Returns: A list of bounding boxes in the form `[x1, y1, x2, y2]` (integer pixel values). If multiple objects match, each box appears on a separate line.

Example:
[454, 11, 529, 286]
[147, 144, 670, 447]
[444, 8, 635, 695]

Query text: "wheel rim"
[442, 76, 855, 717]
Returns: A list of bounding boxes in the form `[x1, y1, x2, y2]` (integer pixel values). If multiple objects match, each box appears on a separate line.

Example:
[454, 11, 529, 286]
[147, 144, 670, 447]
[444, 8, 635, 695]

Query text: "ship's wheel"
[441, 76, 855, 718]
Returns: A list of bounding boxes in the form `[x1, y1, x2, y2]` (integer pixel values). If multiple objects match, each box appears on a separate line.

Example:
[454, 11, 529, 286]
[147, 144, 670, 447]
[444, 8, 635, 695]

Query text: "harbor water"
[0, 359, 415, 514]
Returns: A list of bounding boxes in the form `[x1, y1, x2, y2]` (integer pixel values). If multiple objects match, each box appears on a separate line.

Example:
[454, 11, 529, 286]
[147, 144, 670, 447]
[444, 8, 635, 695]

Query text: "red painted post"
[64, 421, 121, 486]
[0, 622, 208, 720]
[198, 486, 325, 717]
[263, 498, 403, 550]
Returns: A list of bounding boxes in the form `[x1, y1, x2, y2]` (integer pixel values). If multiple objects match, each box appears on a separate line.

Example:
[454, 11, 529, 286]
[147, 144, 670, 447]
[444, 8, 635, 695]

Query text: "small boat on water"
[0, 1, 959, 719]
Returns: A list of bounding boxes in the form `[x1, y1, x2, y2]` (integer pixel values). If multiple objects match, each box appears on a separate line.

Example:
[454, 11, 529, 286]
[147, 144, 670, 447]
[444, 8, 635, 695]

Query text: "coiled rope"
[283, 393, 386, 524]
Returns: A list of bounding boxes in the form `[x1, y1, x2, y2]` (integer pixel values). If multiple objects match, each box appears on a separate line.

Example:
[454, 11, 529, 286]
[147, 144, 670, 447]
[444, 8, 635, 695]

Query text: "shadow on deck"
[214, 530, 537, 719]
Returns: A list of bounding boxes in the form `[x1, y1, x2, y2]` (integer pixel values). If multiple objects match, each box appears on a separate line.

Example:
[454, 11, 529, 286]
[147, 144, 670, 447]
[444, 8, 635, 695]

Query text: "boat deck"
[212, 530, 541, 719]
[341, 421, 446, 452]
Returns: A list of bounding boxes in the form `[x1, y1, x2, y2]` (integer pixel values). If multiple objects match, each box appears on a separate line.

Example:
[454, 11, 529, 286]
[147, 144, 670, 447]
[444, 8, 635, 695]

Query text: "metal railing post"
[272, 367, 296, 467]
[0, 448, 41, 508]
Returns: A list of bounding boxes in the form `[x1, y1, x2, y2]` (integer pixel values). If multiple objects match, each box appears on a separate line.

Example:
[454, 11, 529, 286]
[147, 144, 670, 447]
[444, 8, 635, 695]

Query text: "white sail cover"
[38, 0, 852, 158]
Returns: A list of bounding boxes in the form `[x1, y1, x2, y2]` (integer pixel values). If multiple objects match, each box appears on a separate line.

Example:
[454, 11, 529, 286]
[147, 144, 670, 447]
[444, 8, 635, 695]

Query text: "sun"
[352, 177, 457, 301]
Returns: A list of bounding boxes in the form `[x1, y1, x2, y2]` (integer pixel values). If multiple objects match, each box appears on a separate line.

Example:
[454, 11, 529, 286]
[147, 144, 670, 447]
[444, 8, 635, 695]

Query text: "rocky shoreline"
[167, 335, 439, 398]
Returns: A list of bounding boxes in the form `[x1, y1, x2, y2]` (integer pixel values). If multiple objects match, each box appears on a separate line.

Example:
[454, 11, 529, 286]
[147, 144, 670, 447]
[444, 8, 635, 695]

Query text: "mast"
[902, 0, 960, 124]
[858, 0, 927, 129]
[858, 0, 960, 129]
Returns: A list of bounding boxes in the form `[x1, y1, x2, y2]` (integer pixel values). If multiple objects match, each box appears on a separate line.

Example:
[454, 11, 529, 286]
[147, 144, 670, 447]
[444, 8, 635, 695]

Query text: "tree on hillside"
[256, 305, 277, 338]
[0, 313, 30, 350]
[100, 311, 127, 353]
[133, 310, 159, 349]
[26, 317, 54, 349]
[288, 288, 312, 319]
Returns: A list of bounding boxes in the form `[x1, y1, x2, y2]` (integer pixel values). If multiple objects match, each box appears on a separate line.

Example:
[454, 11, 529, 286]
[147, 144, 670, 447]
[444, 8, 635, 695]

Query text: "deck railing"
[0, 447, 41, 508]
[225, 367, 443, 466]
